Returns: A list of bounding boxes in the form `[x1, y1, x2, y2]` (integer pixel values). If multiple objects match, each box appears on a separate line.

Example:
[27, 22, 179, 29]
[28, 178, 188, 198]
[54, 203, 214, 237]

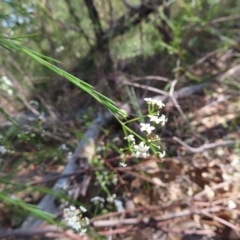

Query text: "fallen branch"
[160, 227, 215, 236]
[202, 211, 240, 233]
[194, 177, 240, 199]
[93, 206, 223, 228]
[123, 80, 168, 96]
[0, 226, 84, 240]
[173, 136, 236, 153]
[21, 112, 111, 228]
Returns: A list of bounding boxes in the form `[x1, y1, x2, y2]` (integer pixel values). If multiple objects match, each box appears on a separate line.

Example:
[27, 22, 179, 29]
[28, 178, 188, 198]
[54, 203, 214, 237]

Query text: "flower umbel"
[144, 98, 165, 109]
[63, 205, 89, 235]
[134, 142, 150, 158]
[144, 98, 153, 103]
[140, 123, 155, 134]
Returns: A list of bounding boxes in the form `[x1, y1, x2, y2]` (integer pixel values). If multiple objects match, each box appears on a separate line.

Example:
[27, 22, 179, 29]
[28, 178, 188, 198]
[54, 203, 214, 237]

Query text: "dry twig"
[173, 136, 236, 153]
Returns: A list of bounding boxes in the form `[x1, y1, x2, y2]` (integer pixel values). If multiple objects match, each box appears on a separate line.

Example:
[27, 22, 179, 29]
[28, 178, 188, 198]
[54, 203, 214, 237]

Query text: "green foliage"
[0, 36, 127, 119]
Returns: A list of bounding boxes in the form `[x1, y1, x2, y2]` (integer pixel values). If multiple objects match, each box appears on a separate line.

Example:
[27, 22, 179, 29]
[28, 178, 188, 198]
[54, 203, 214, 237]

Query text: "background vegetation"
[0, 0, 240, 239]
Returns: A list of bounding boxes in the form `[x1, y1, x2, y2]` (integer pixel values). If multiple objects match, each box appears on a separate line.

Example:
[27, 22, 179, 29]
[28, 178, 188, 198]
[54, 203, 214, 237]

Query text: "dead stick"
[173, 136, 235, 153]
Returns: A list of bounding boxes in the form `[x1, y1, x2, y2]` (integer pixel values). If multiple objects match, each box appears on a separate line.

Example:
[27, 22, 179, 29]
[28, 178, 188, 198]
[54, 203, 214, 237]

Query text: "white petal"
[135, 151, 140, 158]
[159, 151, 166, 158]
[119, 162, 127, 167]
[144, 146, 150, 151]
[134, 145, 140, 151]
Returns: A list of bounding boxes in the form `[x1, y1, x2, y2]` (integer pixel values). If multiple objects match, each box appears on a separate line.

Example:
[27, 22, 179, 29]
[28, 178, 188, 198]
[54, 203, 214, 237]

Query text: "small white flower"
[140, 123, 155, 134]
[67, 152, 73, 159]
[84, 217, 90, 225]
[58, 144, 67, 151]
[10, 194, 17, 200]
[90, 196, 105, 203]
[158, 150, 166, 159]
[144, 97, 153, 103]
[144, 98, 165, 108]
[91, 196, 105, 208]
[79, 206, 87, 213]
[112, 174, 118, 185]
[107, 194, 116, 203]
[55, 45, 64, 52]
[159, 114, 168, 126]
[134, 142, 150, 158]
[119, 162, 127, 167]
[63, 205, 82, 232]
[38, 112, 45, 120]
[112, 136, 120, 142]
[69, 206, 76, 211]
[148, 115, 162, 124]
[80, 228, 87, 235]
[1, 76, 12, 86]
[0, 146, 7, 154]
[124, 134, 135, 142]
[114, 199, 124, 212]
[153, 99, 165, 108]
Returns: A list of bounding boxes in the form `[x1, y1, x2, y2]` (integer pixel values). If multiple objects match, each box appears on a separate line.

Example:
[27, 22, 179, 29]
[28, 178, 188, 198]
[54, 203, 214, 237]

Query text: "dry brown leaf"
[133, 193, 149, 206]
[131, 178, 142, 189]
[152, 177, 165, 186]
[137, 160, 160, 174]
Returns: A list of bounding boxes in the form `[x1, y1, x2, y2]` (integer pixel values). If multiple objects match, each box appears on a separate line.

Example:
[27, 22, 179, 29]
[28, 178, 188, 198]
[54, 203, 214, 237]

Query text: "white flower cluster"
[148, 114, 168, 126]
[90, 196, 124, 212]
[95, 171, 118, 186]
[121, 98, 167, 165]
[63, 205, 89, 235]
[144, 98, 165, 108]
[124, 134, 135, 143]
[143, 98, 168, 127]
[106, 193, 116, 203]
[0, 146, 7, 154]
[91, 196, 105, 208]
[114, 199, 124, 212]
[56, 45, 65, 53]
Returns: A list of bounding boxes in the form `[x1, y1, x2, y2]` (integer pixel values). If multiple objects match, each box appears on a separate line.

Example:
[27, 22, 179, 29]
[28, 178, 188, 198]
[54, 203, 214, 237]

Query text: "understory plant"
[119, 97, 167, 167]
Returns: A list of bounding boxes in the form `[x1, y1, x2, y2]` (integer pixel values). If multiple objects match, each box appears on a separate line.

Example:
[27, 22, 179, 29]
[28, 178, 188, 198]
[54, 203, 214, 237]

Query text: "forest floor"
[1, 48, 240, 240]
